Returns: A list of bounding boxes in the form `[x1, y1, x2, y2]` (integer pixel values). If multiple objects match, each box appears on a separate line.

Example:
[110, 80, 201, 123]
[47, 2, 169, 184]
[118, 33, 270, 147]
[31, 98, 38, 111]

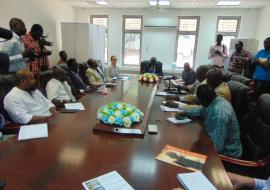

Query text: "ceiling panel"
[61, 0, 270, 8]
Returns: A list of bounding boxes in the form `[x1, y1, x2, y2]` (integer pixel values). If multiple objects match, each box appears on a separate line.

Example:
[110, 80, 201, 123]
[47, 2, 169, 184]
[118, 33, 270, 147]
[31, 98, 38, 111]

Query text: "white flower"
[123, 117, 132, 128]
[114, 110, 122, 117]
[149, 78, 154, 83]
[117, 103, 123, 110]
[131, 112, 140, 122]
[143, 77, 147, 81]
[108, 116, 115, 125]
[139, 76, 142, 81]
[97, 113, 102, 119]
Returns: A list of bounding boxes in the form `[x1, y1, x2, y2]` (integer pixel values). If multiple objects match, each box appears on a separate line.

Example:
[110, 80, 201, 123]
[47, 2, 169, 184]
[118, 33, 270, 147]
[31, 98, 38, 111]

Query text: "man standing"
[208, 34, 228, 68]
[182, 62, 196, 85]
[252, 37, 270, 99]
[23, 24, 50, 78]
[228, 41, 252, 75]
[1, 18, 32, 72]
[4, 69, 56, 124]
[104, 55, 120, 81]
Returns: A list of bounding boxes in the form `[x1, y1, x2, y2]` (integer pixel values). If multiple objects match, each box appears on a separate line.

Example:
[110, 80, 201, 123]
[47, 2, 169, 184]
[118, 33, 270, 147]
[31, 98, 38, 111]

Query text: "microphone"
[0, 27, 13, 40]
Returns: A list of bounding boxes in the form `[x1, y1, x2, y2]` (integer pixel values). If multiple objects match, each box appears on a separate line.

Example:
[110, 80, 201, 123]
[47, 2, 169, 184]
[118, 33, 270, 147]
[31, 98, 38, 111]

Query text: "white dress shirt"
[4, 87, 55, 124]
[0, 32, 26, 72]
[46, 78, 76, 102]
[208, 43, 228, 67]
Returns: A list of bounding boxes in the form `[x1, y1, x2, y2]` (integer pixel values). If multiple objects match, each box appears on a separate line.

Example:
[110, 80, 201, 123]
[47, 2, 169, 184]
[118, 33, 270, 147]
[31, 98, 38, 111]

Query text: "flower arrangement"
[97, 102, 144, 128]
[139, 73, 159, 83]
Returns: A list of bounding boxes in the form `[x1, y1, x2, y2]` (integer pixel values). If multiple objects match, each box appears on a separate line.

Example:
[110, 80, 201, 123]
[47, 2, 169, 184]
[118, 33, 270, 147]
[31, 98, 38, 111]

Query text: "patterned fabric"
[22, 33, 49, 75]
[254, 177, 270, 190]
[228, 50, 252, 74]
[208, 44, 228, 67]
[186, 96, 243, 158]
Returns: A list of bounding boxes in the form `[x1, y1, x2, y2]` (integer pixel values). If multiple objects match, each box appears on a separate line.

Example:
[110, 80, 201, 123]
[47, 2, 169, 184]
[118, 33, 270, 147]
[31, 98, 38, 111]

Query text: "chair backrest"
[78, 62, 89, 85]
[39, 70, 54, 94]
[223, 71, 233, 82]
[231, 75, 252, 86]
[0, 53, 9, 74]
[228, 80, 249, 122]
[140, 61, 150, 74]
[241, 94, 270, 160]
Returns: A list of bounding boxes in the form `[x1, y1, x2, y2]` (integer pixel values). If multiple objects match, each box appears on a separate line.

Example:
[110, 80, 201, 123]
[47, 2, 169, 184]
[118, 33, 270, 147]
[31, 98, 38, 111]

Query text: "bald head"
[16, 69, 36, 92]
[9, 18, 26, 36]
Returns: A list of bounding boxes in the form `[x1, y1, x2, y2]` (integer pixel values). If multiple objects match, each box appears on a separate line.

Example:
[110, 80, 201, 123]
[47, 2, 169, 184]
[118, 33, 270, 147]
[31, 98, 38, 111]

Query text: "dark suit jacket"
[140, 61, 163, 76]
[67, 70, 87, 91]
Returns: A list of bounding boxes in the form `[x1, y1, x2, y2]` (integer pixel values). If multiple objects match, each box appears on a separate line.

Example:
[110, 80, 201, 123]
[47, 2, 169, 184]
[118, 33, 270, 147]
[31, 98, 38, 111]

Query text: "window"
[122, 16, 143, 66]
[216, 16, 241, 50]
[90, 15, 108, 63]
[176, 16, 200, 68]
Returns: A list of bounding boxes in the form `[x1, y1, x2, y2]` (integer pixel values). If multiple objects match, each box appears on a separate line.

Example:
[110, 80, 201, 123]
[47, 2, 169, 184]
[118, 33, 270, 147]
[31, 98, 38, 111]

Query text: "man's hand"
[215, 50, 222, 55]
[227, 172, 255, 190]
[49, 106, 57, 115]
[22, 48, 34, 58]
[165, 101, 179, 108]
[165, 95, 179, 101]
[174, 112, 187, 120]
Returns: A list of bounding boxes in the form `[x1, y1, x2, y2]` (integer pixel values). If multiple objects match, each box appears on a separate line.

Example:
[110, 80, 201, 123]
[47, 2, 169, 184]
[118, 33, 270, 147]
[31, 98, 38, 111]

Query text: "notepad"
[82, 171, 134, 190]
[64, 102, 85, 111]
[177, 171, 217, 190]
[18, 123, 48, 141]
[167, 117, 191, 124]
[160, 105, 182, 112]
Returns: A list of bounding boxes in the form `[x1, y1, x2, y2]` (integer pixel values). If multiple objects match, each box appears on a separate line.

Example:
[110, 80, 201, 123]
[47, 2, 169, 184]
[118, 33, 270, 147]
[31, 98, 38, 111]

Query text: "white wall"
[0, 0, 75, 64]
[75, 7, 259, 71]
[256, 6, 270, 49]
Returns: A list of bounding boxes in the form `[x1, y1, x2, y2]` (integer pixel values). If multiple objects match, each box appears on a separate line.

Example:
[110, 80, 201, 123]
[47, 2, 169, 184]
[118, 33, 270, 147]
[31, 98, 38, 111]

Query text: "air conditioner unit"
[144, 18, 177, 29]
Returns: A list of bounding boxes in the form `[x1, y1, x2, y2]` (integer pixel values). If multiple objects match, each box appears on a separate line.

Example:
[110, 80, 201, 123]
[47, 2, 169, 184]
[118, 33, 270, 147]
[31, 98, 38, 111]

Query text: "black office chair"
[223, 71, 233, 82]
[0, 53, 9, 74]
[231, 75, 252, 86]
[228, 80, 249, 123]
[39, 70, 54, 95]
[220, 94, 270, 179]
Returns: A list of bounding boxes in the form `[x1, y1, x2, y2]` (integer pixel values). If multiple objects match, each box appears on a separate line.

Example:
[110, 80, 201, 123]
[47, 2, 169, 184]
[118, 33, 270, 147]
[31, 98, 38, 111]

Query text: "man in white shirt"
[46, 68, 76, 105]
[208, 34, 229, 68]
[1, 18, 33, 72]
[104, 55, 120, 81]
[4, 69, 56, 124]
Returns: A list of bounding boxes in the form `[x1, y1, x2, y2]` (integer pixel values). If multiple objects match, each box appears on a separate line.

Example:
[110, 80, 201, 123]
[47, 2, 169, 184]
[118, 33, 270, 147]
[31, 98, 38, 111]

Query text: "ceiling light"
[149, 0, 157, 6]
[159, 0, 170, 6]
[96, 0, 108, 5]
[216, 0, 241, 6]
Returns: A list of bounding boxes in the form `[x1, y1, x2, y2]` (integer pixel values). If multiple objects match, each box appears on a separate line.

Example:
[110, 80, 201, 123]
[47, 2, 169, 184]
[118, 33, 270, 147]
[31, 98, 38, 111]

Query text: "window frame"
[90, 15, 109, 63]
[122, 15, 143, 67]
[216, 16, 241, 37]
[175, 16, 200, 69]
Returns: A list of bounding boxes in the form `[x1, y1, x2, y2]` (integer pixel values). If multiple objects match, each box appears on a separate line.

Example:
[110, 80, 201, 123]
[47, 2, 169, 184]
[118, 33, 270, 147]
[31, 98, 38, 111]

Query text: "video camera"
[39, 36, 53, 47]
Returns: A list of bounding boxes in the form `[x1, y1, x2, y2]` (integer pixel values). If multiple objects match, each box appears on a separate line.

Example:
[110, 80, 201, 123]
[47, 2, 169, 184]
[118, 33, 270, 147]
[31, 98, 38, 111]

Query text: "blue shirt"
[253, 49, 270, 81]
[254, 177, 270, 190]
[186, 97, 243, 158]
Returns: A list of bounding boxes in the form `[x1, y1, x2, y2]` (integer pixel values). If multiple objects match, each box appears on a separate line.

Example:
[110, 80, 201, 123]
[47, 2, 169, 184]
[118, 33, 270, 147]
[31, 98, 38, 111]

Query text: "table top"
[0, 77, 233, 190]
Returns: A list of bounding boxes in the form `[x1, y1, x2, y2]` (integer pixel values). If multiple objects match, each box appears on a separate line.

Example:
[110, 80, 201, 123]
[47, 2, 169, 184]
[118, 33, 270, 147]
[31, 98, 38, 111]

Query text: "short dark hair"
[217, 34, 223, 38]
[31, 24, 43, 33]
[236, 41, 243, 47]
[9, 18, 22, 29]
[195, 65, 209, 81]
[196, 84, 217, 107]
[59, 51, 66, 57]
[206, 68, 223, 88]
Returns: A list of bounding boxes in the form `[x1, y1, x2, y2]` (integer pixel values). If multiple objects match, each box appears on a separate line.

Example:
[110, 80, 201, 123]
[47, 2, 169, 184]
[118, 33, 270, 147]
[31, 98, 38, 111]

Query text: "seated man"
[182, 62, 196, 85]
[4, 69, 56, 124]
[46, 68, 76, 105]
[86, 58, 105, 88]
[145, 57, 163, 76]
[57, 50, 68, 66]
[228, 172, 270, 190]
[176, 84, 242, 158]
[104, 55, 119, 81]
[67, 58, 90, 93]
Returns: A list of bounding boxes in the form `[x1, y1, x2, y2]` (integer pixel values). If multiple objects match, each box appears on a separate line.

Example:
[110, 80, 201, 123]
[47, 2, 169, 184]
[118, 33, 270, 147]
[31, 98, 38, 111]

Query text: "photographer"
[1, 18, 34, 72]
[22, 24, 52, 78]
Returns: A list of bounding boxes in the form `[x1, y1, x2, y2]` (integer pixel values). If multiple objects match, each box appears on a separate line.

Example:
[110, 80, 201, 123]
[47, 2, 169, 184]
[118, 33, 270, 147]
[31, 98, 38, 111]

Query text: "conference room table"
[0, 76, 233, 190]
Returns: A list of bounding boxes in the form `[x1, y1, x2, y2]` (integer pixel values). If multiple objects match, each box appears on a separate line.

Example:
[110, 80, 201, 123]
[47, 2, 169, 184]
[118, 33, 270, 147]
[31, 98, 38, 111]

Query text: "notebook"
[177, 171, 217, 190]
[167, 117, 192, 124]
[82, 171, 134, 190]
[18, 123, 48, 141]
[160, 105, 183, 112]
[64, 102, 85, 111]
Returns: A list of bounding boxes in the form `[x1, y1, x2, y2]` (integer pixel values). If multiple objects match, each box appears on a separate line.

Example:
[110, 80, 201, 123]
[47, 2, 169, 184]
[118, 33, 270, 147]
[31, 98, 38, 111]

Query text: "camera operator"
[22, 24, 51, 78]
[0, 18, 34, 72]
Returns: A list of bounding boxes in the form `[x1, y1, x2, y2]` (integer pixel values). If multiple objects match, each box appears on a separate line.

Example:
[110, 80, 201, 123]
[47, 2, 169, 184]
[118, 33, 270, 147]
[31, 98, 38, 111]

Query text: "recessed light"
[216, 1, 241, 6]
[149, 0, 157, 6]
[96, 0, 108, 5]
[159, 0, 170, 6]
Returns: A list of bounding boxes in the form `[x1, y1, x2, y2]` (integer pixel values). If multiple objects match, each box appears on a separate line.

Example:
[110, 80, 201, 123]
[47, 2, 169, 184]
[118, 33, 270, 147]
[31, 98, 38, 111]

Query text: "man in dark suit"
[67, 58, 90, 93]
[143, 57, 163, 76]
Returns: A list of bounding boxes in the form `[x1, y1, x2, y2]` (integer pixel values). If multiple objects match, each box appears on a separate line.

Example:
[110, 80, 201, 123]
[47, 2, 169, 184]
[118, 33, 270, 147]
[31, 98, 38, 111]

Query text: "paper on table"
[18, 123, 48, 141]
[160, 105, 183, 112]
[177, 171, 217, 190]
[82, 171, 134, 190]
[167, 117, 191, 124]
[64, 102, 85, 111]
[118, 76, 130, 80]
[156, 92, 178, 96]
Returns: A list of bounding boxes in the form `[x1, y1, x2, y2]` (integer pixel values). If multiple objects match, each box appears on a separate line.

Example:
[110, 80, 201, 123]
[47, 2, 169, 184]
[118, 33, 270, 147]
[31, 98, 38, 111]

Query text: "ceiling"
[61, 0, 270, 8]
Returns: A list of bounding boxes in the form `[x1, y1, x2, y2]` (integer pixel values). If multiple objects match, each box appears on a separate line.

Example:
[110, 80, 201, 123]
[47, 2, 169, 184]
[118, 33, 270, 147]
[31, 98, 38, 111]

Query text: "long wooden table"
[0, 76, 233, 190]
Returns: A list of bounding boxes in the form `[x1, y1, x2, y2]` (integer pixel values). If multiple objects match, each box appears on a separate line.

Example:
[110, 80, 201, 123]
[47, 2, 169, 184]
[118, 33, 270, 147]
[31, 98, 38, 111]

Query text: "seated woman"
[46, 68, 76, 106]
[175, 84, 242, 158]
[86, 58, 105, 88]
